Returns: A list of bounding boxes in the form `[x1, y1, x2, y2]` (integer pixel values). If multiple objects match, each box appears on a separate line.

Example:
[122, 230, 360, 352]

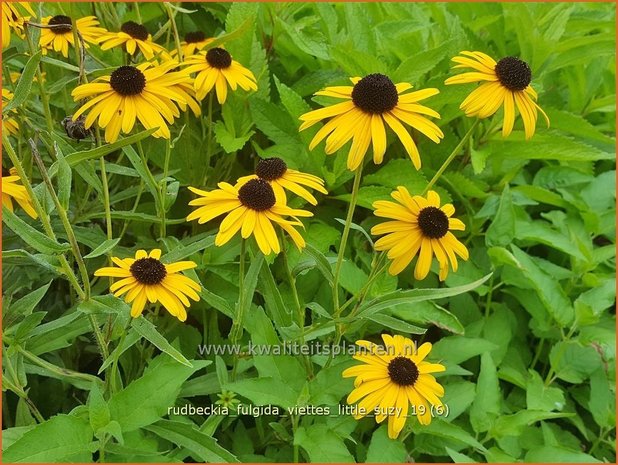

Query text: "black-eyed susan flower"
[71, 62, 192, 143]
[94, 249, 201, 322]
[299, 74, 443, 171]
[2, 167, 38, 219]
[444, 51, 549, 139]
[183, 47, 257, 104]
[39, 15, 106, 58]
[342, 335, 445, 439]
[2, 89, 19, 136]
[2, 2, 35, 49]
[372, 188, 468, 281]
[171, 31, 214, 58]
[99, 21, 170, 60]
[187, 179, 312, 255]
[236, 157, 327, 206]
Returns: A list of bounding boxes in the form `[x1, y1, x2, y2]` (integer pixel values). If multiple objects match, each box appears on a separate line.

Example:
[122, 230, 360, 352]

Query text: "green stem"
[230, 239, 247, 381]
[99, 157, 113, 241]
[24, 24, 54, 136]
[422, 118, 480, 195]
[3, 135, 85, 299]
[201, 92, 214, 187]
[160, 138, 172, 238]
[165, 2, 184, 61]
[332, 165, 364, 311]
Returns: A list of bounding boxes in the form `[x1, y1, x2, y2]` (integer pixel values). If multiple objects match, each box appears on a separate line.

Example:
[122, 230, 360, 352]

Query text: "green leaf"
[391, 301, 465, 335]
[108, 356, 209, 432]
[258, 260, 292, 328]
[3, 414, 93, 462]
[162, 233, 215, 262]
[491, 410, 574, 438]
[294, 425, 354, 463]
[83, 238, 121, 259]
[432, 337, 498, 365]
[277, 18, 330, 60]
[213, 120, 254, 153]
[145, 420, 239, 463]
[470, 353, 502, 433]
[525, 446, 602, 463]
[363, 313, 426, 334]
[224, 377, 299, 409]
[549, 341, 601, 384]
[3, 207, 71, 254]
[7, 281, 52, 319]
[54, 144, 72, 211]
[413, 419, 487, 453]
[3, 51, 41, 113]
[298, 243, 335, 285]
[77, 295, 129, 315]
[131, 317, 192, 367]
[121, 144, 160, 200]
[88, 381, 111, 433]
[393, 40, 451, 83]
[358, 273, 492, 318]
[526, 370, 565, 411]
[509, 246, 574, 326]
[485, 185, 515, 247]
[365, 426, 407, 463]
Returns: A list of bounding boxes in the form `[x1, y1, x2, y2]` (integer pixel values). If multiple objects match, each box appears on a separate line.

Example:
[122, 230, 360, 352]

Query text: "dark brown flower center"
[388, 356, 419, 386]
[130, 257, 167, 285]
[495, 57, 532, 91]
[109, 66, 146, 96]
[417, 206, 449, 239]
[48, 15, 73, 34]
[120, 21, 149, 41]
[206, 47, 232, 69]
[185, 31, 206, 44]
[238, 179, 276, 211]
[255, 157, 287, 181]
[351, 73, 398, 114]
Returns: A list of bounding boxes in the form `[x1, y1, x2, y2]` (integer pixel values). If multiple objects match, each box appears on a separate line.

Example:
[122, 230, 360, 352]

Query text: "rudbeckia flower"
[342, 335, 446, 439]
[39, 15, 106, 58]
[236, 157, 328, 206]
[187, 179, 312, 255]
[2, 167, 38, 219]
[94, 249, 201, 322]
[171, 31, 214, 58]
[2, 2, 35, 49]
[99, 21, 170, 60]
[71, 62, 192, 143]
[372, 188, 468, 281]
[183, 47, 257, 103]
[299, 74, 443, 171]
[444, 51, 549, 139]
[2, 89, 19, 136]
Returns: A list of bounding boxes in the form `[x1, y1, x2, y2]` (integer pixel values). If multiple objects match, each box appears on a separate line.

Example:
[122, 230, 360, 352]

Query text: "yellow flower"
[187, 179, 312, 255]
[342, 335, 445, 439]
[299, 74, 443, 171]
[236, 157, 327, 206]
[2, 2, 35, 49]
[2, 167, 38, 219]
[183, 47, 257, 103]
[372, 188, 468, 281]
[2, 89, 19, 136]
[71, 62, 192, 143]
[39, 15, 106, 58]
[94, 249, 201, 322]
[444, 51, 549, 139]
[170, 31, 215, 58]
[99, 21, 170, 60]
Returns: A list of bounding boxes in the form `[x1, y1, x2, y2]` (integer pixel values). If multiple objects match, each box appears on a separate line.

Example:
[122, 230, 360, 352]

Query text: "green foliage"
[1, 2, 615, 464]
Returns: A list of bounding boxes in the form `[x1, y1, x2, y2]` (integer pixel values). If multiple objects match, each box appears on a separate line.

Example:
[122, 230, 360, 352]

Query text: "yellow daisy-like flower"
[170, 31, 215, 58]
[2, 89, 19, 136]
[2, 167, 38, 219]
[236, 157, 328, 206]
[39, 15, 106, 58]
[342, 335, 445, 439]
[99, 21, 170, 60]
[299, 74, 443, 171]
[372, 188, 468, 281]
[183, 47, 257, 104]
[71, 62, 192, 143]
[94, 249, 201, 322]
[187, 179, 312, 255]
[444, 51, 549, 139]
[2, 2, 35, 49]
